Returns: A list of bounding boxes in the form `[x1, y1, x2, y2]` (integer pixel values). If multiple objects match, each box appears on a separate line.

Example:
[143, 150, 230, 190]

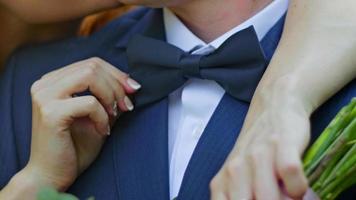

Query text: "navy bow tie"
[127, 26, 267, 107]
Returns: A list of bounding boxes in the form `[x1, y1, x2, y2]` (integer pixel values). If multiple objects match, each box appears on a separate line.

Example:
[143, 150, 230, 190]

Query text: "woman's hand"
[22, 57, 141, 191]
[210, 80, 313, 200]
[210, 0, 356, 199]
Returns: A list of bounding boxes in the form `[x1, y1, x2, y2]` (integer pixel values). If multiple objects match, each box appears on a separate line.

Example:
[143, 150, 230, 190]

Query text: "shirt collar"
[163, 0, 289, 52]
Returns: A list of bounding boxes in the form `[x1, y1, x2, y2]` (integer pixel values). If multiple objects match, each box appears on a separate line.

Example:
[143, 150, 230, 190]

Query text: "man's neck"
[169, 0, 273, 43]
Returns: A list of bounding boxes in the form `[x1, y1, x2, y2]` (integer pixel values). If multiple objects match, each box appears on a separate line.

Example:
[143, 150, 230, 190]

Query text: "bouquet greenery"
[37, 98, 356, 200]
[303, 98, 356, 200]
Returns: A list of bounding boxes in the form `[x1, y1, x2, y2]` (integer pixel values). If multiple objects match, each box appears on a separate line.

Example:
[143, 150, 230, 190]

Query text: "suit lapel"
[112, 99, 170, 200]
[177, 14, 287, 200]
[177, 95, 249, 200]
[112, 9, 170, 200]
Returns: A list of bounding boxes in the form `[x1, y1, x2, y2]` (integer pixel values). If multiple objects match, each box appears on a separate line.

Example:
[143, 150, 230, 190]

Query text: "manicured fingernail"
[112, 101, 118, 117]
[124, 96, 134, 111]
[106, 125, 111, 136]
[127, 78, 141, 90]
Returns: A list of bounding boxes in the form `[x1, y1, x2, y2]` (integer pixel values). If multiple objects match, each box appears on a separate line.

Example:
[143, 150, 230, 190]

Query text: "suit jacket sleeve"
[0, 55, 20, 188]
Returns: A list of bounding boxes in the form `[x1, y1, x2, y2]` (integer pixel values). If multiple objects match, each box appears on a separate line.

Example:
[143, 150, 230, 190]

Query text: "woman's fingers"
[210, 192, 227, 200]
[54, 96, 110, 136]
[210, 176, 228, 200]
[51, 65, 117, 105]
[210, 133, 310, 200]
[37, 57, 140, 112]
[227, 159, 253, 199]
[97, 68, 128, 113]
[92, 58, 141, 93]
[210, 156, 253, 200]
[86, 58, 139, 111]
[249, 142, 281, 200]
[211, 107, 312, 200]
[43, 61, 134, 113]
[276, 143, 308, 199]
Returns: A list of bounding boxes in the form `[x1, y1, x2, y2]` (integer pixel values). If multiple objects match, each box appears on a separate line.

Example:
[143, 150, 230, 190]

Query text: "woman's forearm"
[258, 0, 356, 114]
[238, 0, 356, 142]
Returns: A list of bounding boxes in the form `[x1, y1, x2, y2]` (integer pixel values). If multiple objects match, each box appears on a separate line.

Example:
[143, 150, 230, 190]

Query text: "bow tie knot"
[180, 54, 203, 78]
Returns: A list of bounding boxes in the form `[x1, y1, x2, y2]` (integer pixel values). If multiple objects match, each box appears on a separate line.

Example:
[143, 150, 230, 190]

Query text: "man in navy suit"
[0, 0, 355, 199]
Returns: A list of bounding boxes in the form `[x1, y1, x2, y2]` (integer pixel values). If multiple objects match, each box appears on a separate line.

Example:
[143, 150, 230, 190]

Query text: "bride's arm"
[255, 0, 356, 114]
[211, 0, 356, 199]
[239, 0, 356, 142]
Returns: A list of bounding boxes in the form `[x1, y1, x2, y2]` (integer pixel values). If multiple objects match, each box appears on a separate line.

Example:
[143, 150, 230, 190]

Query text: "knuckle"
[300, 180, 309, 193]
[39, 103, 57, 120]
[30, 80, 42, 95]
[41, 72, 54, 80]
[31, 90, 46, 105]
[248, 148, 265, 164]
[225, 160, 243, 177]
[280, 162, 301, 177]
[298, 180, 308, 193]
[87, 58, 103, 70]
[81, 66, 97, 83]
[288, 183, 308, 199]
[225, 164, 236, 177]
[85, 96, 99, 108]
[89, 57, 103, 64]
[85, 58, 103, 73]
[209, 177, 220, 191]
[40, 74, 48, 79]
[268, 134, 280, 146]
[39, 103, 64, 127]
[115, 87, 125, 99]
[86, 64, 98, 76]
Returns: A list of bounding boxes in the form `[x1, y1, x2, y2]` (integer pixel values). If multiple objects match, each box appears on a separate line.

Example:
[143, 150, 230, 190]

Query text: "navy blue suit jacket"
[0, 8, 355, 200]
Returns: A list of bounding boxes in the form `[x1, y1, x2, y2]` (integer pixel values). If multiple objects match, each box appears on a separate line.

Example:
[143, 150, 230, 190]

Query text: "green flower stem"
[323, 143, 356, 187]
[303, 98, 356, 199]
[326, 169, 356, 200]
[304, 99, 356, 175]
[334, 171, 356, 199]
[309, 133, 349, 187]
[319, 163, 356, 199]
[309, 117, 356, 187]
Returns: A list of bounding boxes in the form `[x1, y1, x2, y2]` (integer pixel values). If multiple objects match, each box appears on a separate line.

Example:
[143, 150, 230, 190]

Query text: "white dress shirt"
[164, 1, 289, 199]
